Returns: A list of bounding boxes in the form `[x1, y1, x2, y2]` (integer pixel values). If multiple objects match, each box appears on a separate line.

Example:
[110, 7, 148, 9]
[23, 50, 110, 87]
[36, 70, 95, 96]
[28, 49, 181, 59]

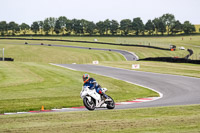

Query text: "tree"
[171, 20, 182, 34]
[31, 21, 39, 34]
[39, 21, 44, 34]
[96, 21, 105, 35]
[54, 20, 62, 35]
[104, 19, 111, 35]
[80, 19, 88, 34]
[58, 16, 67, 35]
[20, 23, 30, 35]
[72, 19, 83, 35]
[158, 18, 166, 35]
[85, 21, 96, 35]
[182, 21, 195, 34]
[153, 18, 166, 35]
[48, 17, 56, 35]
[152, 18, 159, 35]
[0, 21, 7, 35]
[65, 19, 73, 35]
[120, 19, 132, 35]
[132, 17, 144, 35]
[161, 13, 175, 35]
[8, 21, 20, 35]
[145, 20, 155, 35]
[110, 20, 119, 35]
[43, 19, 51, 35]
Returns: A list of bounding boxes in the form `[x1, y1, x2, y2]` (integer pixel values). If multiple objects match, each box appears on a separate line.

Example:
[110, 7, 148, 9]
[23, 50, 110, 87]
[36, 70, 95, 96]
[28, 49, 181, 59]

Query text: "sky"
[0, 0, 200, 25]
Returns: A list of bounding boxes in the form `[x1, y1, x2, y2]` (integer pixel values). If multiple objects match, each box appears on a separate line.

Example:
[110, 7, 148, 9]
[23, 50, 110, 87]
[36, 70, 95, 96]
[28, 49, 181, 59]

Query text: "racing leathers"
[83, 78, 108, 99]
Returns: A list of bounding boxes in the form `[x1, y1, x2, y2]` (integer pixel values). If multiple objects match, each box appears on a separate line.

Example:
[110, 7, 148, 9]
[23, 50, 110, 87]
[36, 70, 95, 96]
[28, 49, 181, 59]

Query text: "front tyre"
[106, 96, 115, 109]
[83, 97, 95, 111]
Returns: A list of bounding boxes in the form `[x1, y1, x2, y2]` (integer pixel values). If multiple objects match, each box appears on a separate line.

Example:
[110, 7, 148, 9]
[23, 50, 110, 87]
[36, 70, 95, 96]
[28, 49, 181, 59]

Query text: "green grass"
[100, 61, 200, 78]
[0, 62, 158, 113]
[0, 40, 125, 63]
[2, 35, 200, 60]
[0, 38, 194, 60]
[0, 37, 200, 132]
[0, 105, 200, 133]
[4, 35, 200, 47]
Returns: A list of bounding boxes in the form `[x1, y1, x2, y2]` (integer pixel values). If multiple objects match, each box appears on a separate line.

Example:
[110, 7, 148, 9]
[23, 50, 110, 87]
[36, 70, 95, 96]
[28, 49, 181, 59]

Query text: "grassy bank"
[0, 105, 200, 132]
[100, 61, 200, 78]
[0, 39, 191, 59]
[0, 62, 158, 113]
[0, 40, 125, 63]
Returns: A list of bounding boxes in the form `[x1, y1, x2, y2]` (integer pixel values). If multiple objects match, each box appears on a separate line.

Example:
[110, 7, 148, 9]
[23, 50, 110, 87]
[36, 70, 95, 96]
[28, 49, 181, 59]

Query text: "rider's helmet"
[83, 74, 90, 83]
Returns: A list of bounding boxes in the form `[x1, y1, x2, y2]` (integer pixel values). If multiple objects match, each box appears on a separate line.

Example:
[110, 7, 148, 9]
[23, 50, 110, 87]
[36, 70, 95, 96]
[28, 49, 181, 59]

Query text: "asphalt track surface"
[54, 64, 200, 111]
[47, 44, 139, 61]
[5, 42, 139, 61]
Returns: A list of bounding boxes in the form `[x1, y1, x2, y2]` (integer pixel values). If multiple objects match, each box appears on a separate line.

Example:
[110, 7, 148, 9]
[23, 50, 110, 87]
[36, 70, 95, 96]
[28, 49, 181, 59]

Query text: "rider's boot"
[102, 92, 108, 100]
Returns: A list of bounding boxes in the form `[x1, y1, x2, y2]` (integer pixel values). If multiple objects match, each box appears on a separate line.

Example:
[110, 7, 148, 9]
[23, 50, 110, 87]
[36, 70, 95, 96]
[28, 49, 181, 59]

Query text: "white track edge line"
[101, 64, 200, 80]
[50, 63, 77, 71]
[50, 63, 163, 101]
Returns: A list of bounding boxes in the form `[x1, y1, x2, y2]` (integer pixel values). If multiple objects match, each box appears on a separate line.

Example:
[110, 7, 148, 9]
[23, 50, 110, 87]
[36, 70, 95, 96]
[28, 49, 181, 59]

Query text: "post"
[2, 48, 4, 61]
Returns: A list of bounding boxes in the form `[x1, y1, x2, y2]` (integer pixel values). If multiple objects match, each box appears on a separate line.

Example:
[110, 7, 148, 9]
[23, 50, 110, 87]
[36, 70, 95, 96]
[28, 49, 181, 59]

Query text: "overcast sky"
[0, 0, 199, 25]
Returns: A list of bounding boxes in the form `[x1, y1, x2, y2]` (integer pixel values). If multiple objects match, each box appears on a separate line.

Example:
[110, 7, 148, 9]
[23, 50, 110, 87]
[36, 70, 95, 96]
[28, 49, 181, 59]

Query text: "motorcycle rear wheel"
[83, 97, 95, 111]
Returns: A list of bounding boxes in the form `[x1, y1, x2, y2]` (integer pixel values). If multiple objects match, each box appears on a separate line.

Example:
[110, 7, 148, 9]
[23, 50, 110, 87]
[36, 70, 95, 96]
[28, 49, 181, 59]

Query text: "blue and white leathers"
[83, 78, 102, 94]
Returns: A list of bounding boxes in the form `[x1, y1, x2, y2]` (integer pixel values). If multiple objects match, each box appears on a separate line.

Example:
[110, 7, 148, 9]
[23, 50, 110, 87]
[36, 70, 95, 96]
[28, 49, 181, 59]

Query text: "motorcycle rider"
[82, 74, 108, 99]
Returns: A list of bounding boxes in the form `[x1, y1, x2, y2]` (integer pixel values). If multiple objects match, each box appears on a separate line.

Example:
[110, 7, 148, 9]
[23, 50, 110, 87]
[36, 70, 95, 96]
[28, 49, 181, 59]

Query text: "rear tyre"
[106, 96, 115, 109]
[83, 97, 95, 111]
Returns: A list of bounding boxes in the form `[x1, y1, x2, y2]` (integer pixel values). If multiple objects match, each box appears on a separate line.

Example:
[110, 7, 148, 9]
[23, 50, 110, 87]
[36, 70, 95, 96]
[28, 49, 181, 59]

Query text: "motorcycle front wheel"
[83, 97, 95, 111]
[106, 96, 115, 109]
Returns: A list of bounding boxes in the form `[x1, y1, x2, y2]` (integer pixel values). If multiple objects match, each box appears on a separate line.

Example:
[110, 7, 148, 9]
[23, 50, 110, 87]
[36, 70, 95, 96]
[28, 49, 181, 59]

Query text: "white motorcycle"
[80, 86, 115, 111]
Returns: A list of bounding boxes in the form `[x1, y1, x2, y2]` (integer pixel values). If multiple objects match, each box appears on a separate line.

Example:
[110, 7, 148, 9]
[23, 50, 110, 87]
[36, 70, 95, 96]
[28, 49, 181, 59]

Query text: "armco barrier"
[0, 57, 14, 61]
[140, 57, 200, 64]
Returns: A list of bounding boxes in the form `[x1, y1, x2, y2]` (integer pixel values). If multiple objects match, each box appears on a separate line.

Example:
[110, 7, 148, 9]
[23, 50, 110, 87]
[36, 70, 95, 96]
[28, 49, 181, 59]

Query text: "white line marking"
[52, 64, 163, 102]
[17, 112, 30, 114]
[4, 113, 17, 115]
[50, 63, 77, 71]
[51, 109, 62, 111]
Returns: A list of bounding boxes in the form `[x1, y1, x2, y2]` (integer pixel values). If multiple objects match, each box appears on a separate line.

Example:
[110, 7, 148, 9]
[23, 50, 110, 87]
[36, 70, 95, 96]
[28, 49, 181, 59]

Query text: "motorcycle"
[80, 86, 115, 111]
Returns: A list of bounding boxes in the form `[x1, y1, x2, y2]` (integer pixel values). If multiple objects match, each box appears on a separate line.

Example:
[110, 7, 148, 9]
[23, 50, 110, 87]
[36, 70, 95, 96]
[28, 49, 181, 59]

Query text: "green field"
[0, 62, 158, 113]
[1, 105, 200, 133]
[0, 38, 196, 60]
[0, 36, 200, 132]
[1, 35, 200, 60]
[0, 40, 125, 63]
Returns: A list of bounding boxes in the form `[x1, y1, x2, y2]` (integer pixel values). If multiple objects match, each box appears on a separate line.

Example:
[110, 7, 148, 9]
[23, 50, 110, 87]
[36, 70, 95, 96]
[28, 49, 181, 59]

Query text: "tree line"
[0, 13, 197, 36]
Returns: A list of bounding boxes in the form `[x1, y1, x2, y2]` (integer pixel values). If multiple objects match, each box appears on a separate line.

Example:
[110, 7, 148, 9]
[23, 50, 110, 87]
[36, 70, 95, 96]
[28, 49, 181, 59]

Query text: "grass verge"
[0, 105, 200, 132]
[100, 61, 200, 78]
[0, 62, 158, 113]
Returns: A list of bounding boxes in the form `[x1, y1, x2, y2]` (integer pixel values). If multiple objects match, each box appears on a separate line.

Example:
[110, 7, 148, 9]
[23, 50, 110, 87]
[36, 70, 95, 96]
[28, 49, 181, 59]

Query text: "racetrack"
[2, 42, 139, 61]
[48, 44, 139, 61]
[1, 40, 200, 113]
[55, 64, 200, 111]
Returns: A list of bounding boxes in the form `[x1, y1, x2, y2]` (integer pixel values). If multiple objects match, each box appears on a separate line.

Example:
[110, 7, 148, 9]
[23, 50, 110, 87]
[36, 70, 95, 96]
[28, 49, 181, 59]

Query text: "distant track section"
[1, 38, 139, 61]
[0, 37, 170, 50]
[47, 44, 139, 61]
